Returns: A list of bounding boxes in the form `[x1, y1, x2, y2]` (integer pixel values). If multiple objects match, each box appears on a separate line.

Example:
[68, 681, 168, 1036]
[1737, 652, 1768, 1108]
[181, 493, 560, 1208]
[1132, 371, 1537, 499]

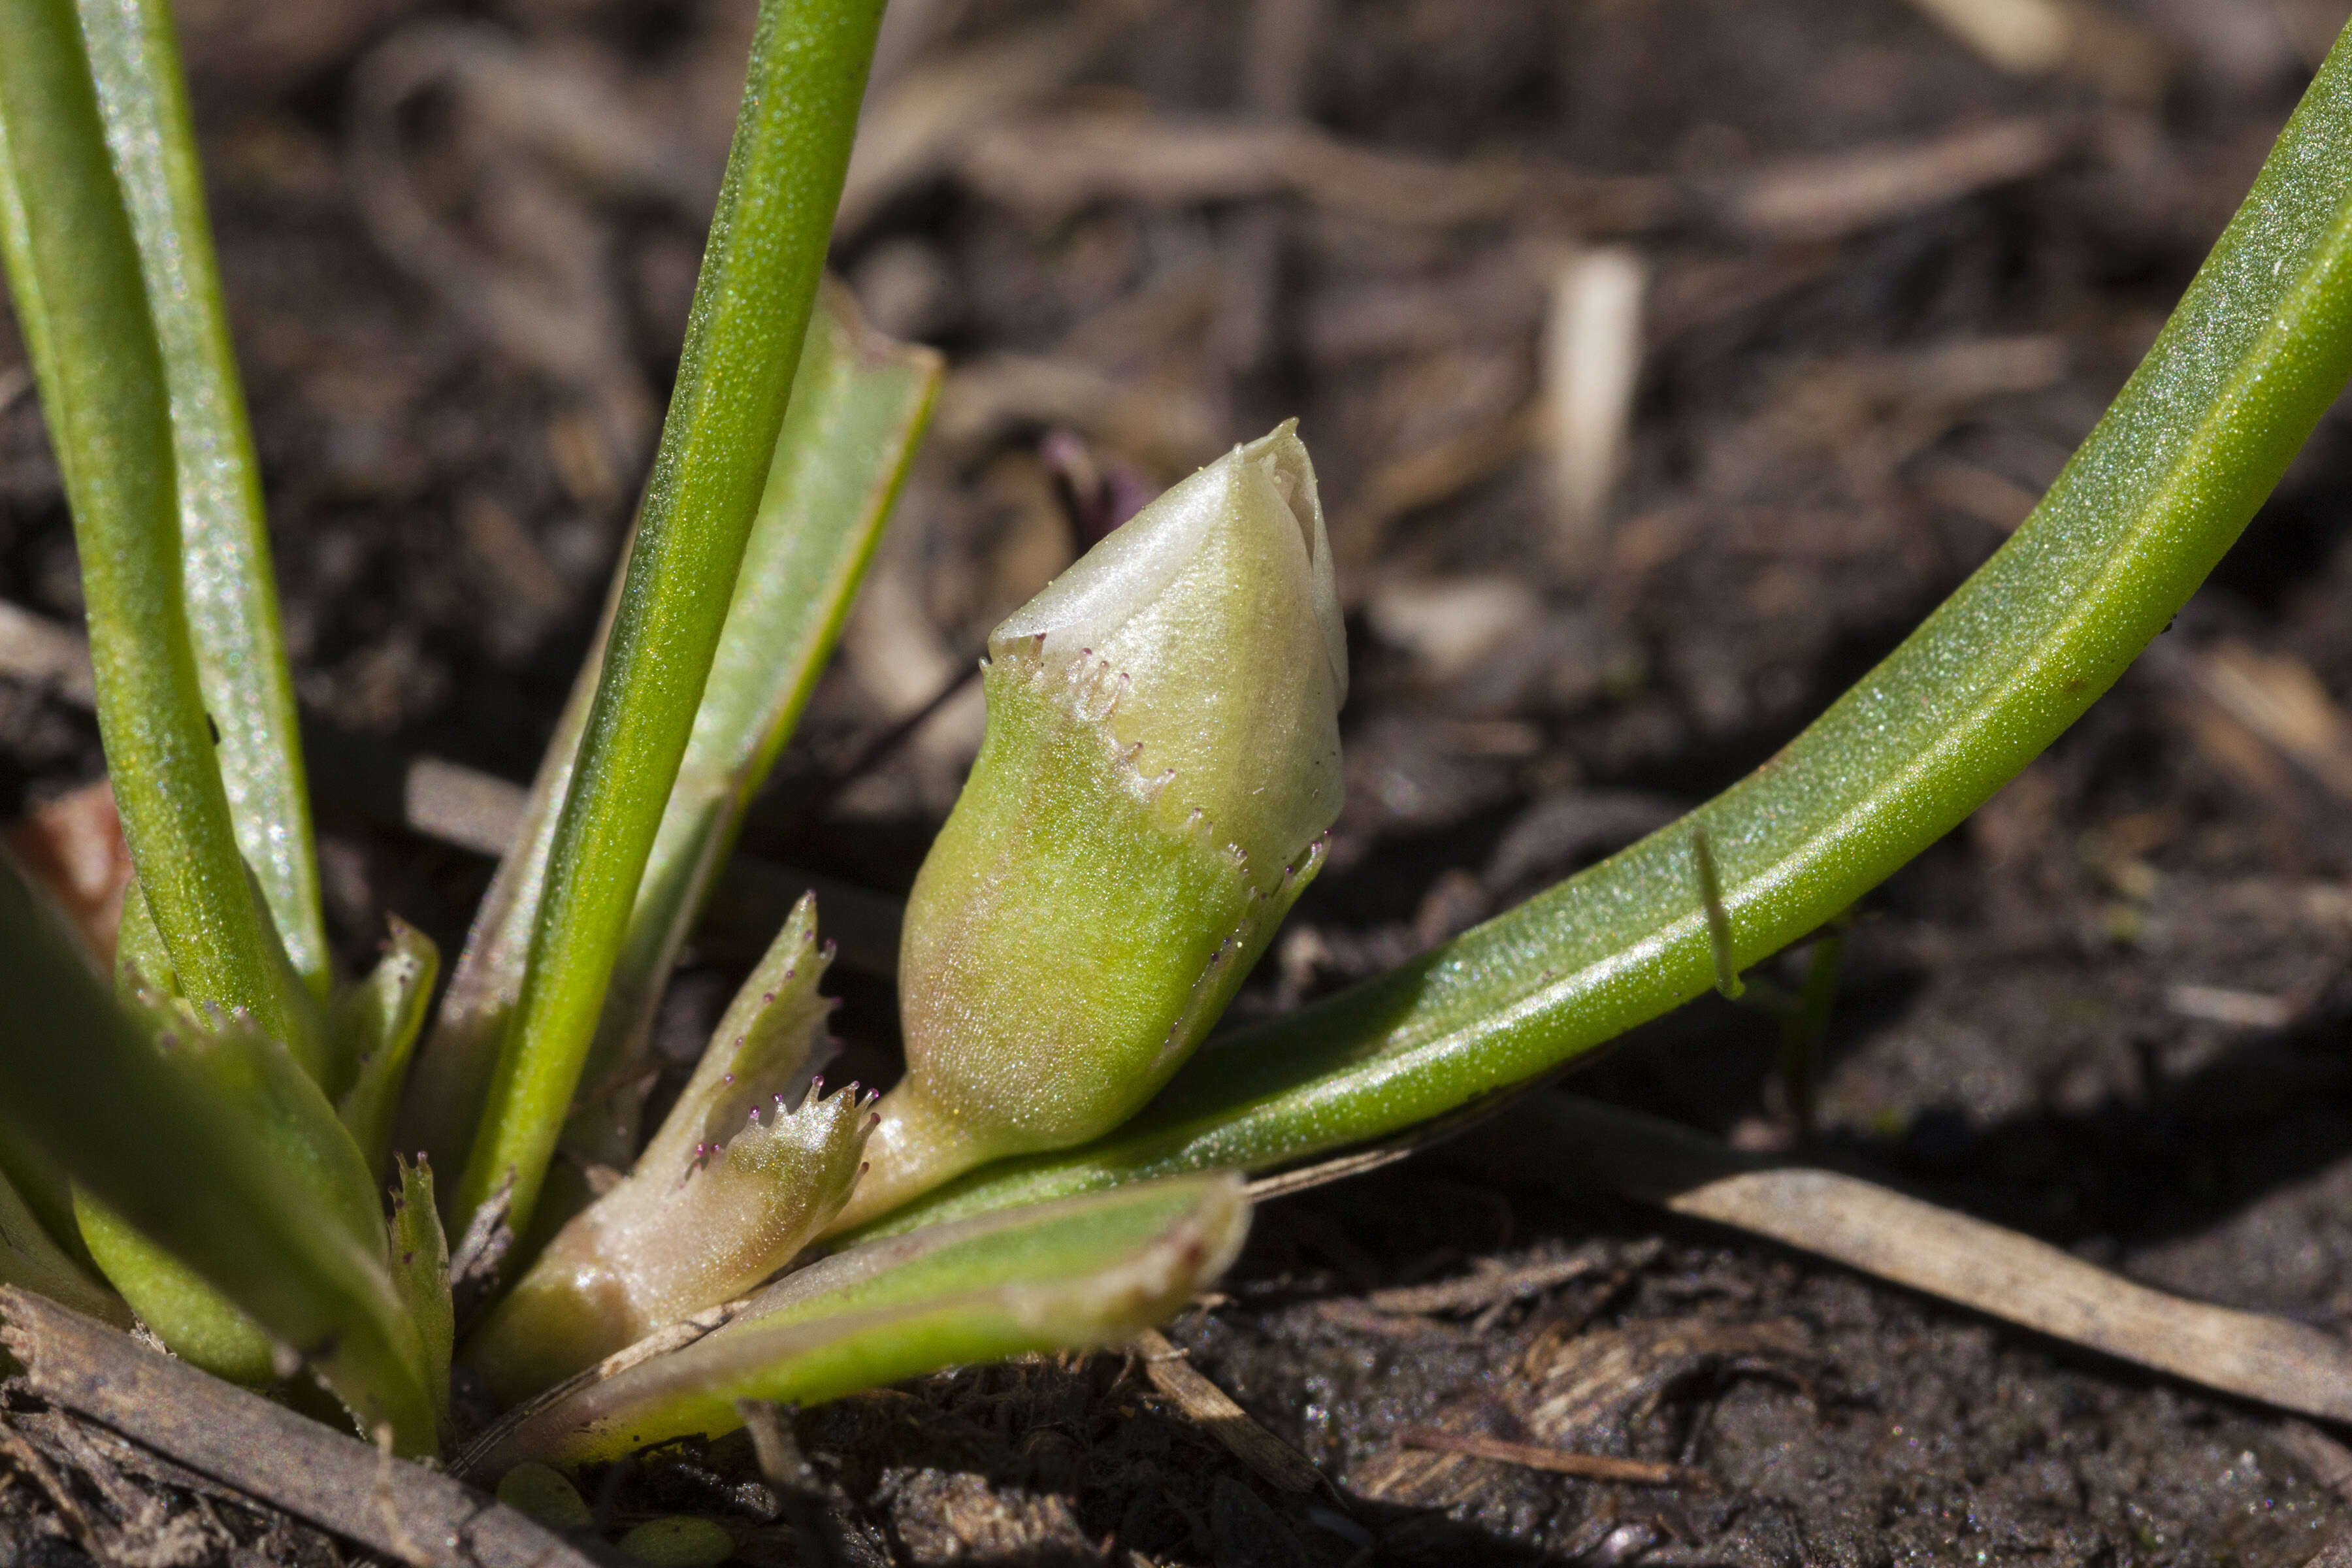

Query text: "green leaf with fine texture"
[333, 918, 440, 1178]
[455, 0, 890, 1243]
[559, 286, 937, 1188]
[851, 22, 2352, 1241]
[389, 1156, 455, 1437]
[465, 1173, 1248, 1470]
[0, 0, 306, 1056]
[404, 285, 933, 1224]
[76, 0, 327, 999]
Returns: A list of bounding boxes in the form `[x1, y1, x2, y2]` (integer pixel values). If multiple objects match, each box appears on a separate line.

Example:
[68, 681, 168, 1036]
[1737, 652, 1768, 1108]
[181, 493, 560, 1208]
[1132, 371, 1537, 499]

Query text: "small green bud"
[843, 423, 1346, 1225]
[465, 898, 872, 1401]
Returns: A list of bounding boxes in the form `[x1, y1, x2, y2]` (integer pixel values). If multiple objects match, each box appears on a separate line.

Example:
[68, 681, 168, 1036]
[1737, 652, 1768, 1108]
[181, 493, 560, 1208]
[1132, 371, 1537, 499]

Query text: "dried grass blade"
[1463, 1096, 2352, 1425]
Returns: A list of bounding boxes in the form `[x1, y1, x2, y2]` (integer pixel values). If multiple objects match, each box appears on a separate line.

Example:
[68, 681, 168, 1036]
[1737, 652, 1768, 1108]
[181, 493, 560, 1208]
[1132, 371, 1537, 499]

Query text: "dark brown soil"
[10, 0, 2352, 1562]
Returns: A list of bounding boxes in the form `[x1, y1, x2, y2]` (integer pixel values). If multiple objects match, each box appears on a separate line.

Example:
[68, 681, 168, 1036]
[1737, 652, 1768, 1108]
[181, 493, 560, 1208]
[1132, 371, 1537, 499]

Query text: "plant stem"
[0, 0, 297, 1046]
[853, 25, 2352, 1238]
[455, 0, 888, 1239]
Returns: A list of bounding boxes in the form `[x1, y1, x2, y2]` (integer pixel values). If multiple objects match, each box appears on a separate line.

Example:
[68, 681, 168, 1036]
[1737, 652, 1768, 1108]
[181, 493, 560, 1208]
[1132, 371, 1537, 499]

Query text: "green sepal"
[389, 1156, 454, 1435]
[465, 900, 867, 1401]
[845, 647, 1323, 1224]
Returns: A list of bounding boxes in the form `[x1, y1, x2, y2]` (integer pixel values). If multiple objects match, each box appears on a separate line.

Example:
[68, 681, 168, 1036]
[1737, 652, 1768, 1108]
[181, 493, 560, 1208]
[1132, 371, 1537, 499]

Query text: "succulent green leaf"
[76, 0, 327, 997]
[433, 0, 897, 1238]
[467, 1173, 1248, 1469]
[0, 0, 306, 1056]
[395, 608, 605, 1204]
[0, 851, 438, 1453]
[0, 1166, 125, 1331]
[119, 982, 386, 1256]
[74, 1190, 281, 1383]
[389, 1156, 455, 1435]
[496, 1462, 595, 1530]
[562, 286, 939, 1178]
[853, 25, 2352, 1241]
[402, 286, 932, 1234]
[77, 975, 399, 1390]
[845, 427, 1341, 1224]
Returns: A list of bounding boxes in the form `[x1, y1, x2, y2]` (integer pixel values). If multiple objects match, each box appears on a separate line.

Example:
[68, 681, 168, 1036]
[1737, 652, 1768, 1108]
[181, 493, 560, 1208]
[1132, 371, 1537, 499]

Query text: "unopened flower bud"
[841, 423, 1346, 1226]
[465, 898, 870, 1399]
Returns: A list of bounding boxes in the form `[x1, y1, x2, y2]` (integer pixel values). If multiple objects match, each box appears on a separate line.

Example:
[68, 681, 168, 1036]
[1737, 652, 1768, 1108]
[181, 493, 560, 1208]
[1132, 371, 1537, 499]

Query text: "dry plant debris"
[1, 1289, 612, 1568]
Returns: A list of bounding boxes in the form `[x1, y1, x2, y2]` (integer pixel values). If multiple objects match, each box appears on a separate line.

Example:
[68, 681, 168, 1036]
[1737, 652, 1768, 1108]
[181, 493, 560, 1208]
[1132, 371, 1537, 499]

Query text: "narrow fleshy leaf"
[0, 0, 307, 1056]
[79, 979, 397, 1389]
[847, 28, 2352, 1241]
[393, 603, 607, 1203]
[335, 919, 441, 1177]
[0, 851, 438, 1453]
[118, 984, 385, 1256]
[76, 0, 327, 996]
[402, 282, 933, 1231]
[74, 1190, 280, 1384]
[455, 0, 890, 1243]
[563, 286, 938, 1177]
[467, 1173, 1248, 1470]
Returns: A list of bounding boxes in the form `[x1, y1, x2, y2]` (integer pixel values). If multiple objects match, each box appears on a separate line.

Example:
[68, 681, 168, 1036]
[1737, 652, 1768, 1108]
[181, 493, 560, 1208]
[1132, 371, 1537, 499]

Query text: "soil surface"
[10, 0, 2352, 1563]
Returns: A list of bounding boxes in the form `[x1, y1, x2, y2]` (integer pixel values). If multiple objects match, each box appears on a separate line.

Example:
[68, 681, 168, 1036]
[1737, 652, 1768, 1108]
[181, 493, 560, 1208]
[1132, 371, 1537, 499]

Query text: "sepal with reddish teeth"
[462, 900, 870, 1402]
[640, 892, 839, 1181]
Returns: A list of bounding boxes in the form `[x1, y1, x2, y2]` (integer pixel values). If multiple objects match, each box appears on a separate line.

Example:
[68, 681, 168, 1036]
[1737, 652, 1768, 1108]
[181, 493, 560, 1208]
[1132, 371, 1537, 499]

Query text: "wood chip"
[1134, 1328, 1324, 1494]
[1392, 1428, 1701, 1488]
[403, 755, 529, 858]
[0, 1288, 622, 1568]
[0, 598, 96, 705]
[2180, 640, 2352, 803]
